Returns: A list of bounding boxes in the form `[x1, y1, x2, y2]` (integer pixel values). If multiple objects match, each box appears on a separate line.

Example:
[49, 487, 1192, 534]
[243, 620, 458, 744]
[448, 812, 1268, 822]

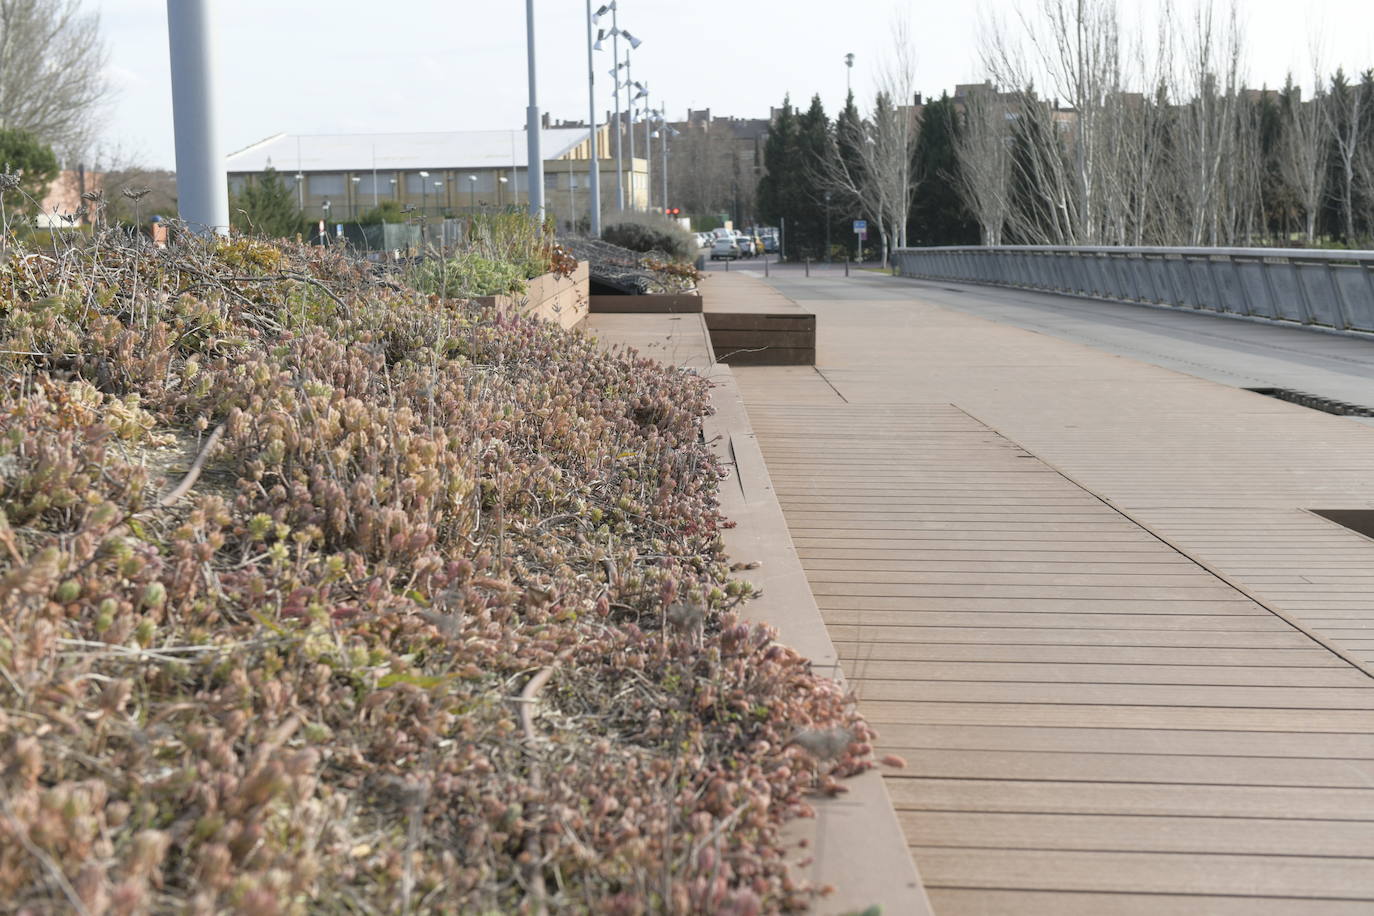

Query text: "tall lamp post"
[623, 44, 644, 210]
[165, 0, 229, 235]
[654, 112, 677, 216]
[595, 17, 640, 210]
[498, 175, 508, 208]
[593, 3, 625, 210]
[845, 52, 855, 95]
[468, 175, 477, 210]
[586, 2, 608, 235]
[633, 82, 651, 209]
[524, 0, 544, 217]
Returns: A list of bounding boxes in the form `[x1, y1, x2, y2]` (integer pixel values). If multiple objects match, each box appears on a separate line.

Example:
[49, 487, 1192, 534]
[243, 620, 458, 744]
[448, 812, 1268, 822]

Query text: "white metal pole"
[525, 0, 544, 217]
[166, 0, 229, 235]
[585, 0, 602, 236]
[611, 8, 623, 211]
[660, 111, 668, 214]
[643, 89, 651, 211]
[625, 50, 636, 210]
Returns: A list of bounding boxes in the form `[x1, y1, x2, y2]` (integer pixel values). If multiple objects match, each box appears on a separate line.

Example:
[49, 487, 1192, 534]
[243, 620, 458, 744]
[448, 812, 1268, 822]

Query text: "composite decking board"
[838, 661, 1370, 686]
[854, 680, 1374, 709]
[860, 700, 1374, 731]
[908, 847, 1374, 897]
[901, 811, 1374, 855]
[730, 281, 1374, 911]
[924, 889, 1374, 916]
[871, 723, 1374, 757]
[894, 750, 1374, 788]
[885, 779, 1374, 820]
[830, 629, 1345, 649]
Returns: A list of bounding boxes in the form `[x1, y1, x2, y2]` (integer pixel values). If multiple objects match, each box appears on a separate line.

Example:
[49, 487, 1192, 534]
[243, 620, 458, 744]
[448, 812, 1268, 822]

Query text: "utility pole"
[525, 0, 544, 217]
[584, 0, 602, 235]
[166, 0, 229, 235]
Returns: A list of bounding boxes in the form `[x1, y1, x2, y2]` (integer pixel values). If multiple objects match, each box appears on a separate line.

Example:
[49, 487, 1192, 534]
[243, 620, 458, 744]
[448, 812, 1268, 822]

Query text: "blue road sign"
[853, 219, 867, 233]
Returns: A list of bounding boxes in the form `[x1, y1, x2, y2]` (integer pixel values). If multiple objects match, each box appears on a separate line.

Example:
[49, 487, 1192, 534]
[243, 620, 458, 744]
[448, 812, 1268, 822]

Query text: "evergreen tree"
[0, 128, 59, 219]
[907, 94, 979, 246]
[231, 167, 301, 239]
[756, 96, 798, 238]
[795, 94, 835, 258]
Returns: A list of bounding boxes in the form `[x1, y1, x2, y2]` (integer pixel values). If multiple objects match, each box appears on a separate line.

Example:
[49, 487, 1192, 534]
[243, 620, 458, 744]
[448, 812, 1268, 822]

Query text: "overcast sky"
[95, 0, 1374, 170]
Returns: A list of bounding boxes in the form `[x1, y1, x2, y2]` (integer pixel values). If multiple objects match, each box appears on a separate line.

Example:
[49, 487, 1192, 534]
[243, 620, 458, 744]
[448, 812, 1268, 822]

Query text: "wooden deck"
[731, 274, 1374, 913]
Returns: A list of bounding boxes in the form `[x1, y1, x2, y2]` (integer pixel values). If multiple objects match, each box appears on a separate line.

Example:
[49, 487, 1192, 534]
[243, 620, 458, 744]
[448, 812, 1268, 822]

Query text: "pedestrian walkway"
[727, 270, 1374, 913]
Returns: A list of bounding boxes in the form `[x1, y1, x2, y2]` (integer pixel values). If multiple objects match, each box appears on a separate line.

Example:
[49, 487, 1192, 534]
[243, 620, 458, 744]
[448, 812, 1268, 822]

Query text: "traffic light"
[666, 207, 681, 216]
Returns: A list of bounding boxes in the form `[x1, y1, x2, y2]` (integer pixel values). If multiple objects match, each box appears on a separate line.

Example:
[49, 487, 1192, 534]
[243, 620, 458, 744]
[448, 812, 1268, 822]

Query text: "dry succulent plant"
[0, 220, 875, 913]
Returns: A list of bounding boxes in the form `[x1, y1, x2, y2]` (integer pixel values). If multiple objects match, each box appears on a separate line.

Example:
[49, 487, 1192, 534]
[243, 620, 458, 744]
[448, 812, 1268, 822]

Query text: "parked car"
[711, 236, 741, 260]
[733, 233, 754, 258]
[762, 232, 779, 253]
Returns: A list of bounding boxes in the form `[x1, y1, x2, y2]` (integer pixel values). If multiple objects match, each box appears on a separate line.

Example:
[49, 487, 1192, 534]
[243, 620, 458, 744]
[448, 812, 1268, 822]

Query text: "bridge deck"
[726, 266, 1374, 914]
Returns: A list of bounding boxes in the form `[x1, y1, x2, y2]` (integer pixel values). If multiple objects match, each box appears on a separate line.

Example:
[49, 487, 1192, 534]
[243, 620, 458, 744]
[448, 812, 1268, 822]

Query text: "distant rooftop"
[226, 128, 592, 174]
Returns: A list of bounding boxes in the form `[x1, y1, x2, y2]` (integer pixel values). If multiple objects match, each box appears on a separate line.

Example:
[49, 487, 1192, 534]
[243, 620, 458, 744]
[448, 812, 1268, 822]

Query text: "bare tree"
[1167, 0, 1246, 245]
[1279, 71, 1327, 242]
[0, 0, 108, 158]
[818, 19, 920, 264]
[1326, 68, 1368, 242]
[952, 85, 1013, 245]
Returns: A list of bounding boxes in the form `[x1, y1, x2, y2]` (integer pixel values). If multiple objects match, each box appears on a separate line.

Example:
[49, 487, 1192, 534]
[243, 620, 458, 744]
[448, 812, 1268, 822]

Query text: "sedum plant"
[0, 224, 876, 914]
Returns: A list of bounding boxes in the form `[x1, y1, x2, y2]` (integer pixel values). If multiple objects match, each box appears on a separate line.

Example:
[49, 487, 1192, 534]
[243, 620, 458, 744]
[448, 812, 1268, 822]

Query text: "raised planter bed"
[474, 260, 589, 330]
[589, 292, 704, 313]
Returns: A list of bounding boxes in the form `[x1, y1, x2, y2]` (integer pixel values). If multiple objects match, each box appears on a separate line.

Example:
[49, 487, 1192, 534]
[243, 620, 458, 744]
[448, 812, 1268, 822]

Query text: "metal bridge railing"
[892, 245, 1374, 334]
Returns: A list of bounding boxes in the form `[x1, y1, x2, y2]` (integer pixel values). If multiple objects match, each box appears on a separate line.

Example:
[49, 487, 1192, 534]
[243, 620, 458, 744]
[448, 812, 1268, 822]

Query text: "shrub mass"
[0, 228, 873, 913]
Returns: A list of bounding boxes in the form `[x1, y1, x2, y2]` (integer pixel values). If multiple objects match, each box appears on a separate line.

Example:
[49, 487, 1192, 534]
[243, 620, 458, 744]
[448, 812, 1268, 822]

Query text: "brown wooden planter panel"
[589, 293, 704, 313]
[709, 329, 816, 349]
[704, 313, 816, 332]
[714, 346, 815, 366]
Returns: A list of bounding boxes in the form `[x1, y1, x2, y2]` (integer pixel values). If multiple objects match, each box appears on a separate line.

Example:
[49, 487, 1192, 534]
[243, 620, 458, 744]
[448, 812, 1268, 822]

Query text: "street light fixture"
[468, 174, 478, 210]
[593, 2, 630, 211]
[498, 174, 509, 208]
